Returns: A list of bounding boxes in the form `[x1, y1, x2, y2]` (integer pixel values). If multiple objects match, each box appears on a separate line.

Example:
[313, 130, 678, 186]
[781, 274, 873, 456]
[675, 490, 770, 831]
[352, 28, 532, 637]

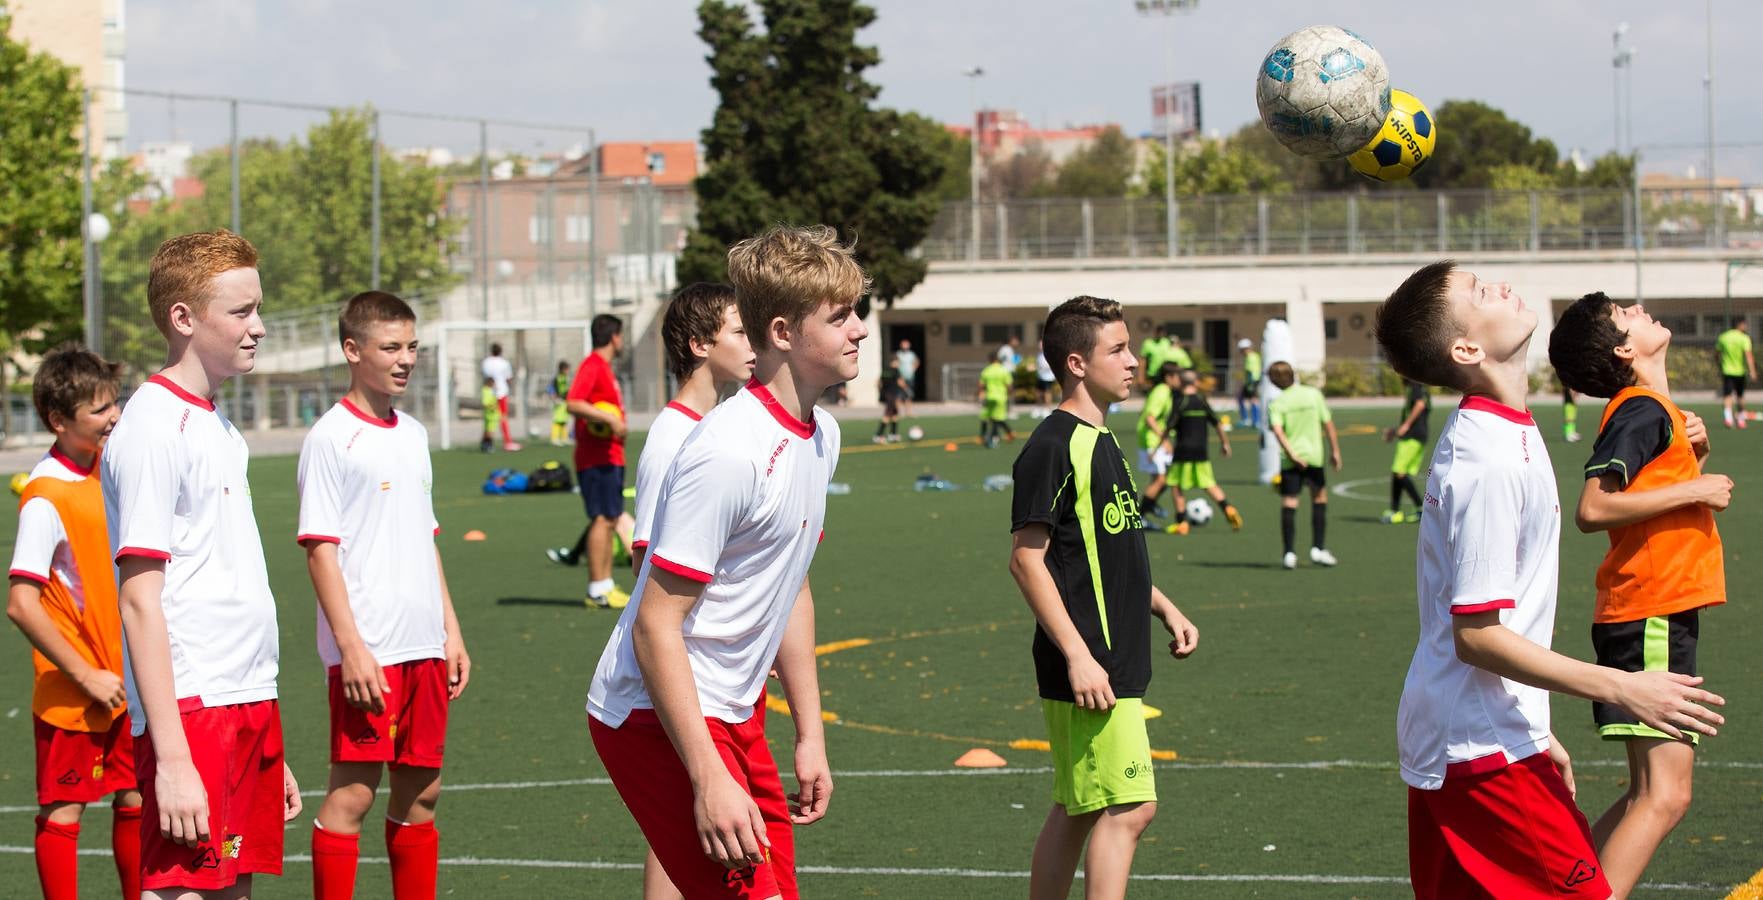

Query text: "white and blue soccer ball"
[1256, 25, 1391, 160]
[1186, 497, 1214, 526]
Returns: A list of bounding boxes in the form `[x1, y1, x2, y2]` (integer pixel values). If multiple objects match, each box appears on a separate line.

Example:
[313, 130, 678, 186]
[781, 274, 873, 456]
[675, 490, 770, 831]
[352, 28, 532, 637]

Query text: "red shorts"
[329, 657, 450, 768]
[589, 696, 795, 899]
[1409, 752, 1610, 899]
[34, 714, 136, 805]
[137, 698, 286, 892]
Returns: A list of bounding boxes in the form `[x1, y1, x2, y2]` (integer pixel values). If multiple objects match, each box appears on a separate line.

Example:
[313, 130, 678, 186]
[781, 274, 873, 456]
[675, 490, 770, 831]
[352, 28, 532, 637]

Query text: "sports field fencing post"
[1081, 200, 1094, 258]
[1257, 195, 1269, 256]
[229, 100, 240, 234]
[1436, 193, 1448, 252]
[81, 88, 97, 353]
[1528, 191, 1540, 253]
[478, 119, 490, 357]
[370, 109, 382, 289]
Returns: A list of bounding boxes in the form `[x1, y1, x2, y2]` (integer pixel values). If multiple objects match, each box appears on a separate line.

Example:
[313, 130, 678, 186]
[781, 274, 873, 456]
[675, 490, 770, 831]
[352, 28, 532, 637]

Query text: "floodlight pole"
[1705, 0, 1720, 249]
[1611, 24, 1630, 154]
[81, 89, 97, 352]
[963, 67, 984, 261]
[1136, 0, 1198, 259]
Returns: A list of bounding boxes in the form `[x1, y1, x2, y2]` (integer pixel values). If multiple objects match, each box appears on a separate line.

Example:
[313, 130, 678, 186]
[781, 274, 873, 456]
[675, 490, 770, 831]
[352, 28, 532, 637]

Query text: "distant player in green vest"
[977, 352, 1016, 447]
[1382, 378, 1431, 523]
[1267, 361, 1342, 569]
[1164, 334, 1193, 372]
[1237, 339, 1264, 429]
[1134, 363, 1180, 520]
[549, 361, 571, 446]
[1715, 318, 1756, 429]
[1138, 326, 1171, 389]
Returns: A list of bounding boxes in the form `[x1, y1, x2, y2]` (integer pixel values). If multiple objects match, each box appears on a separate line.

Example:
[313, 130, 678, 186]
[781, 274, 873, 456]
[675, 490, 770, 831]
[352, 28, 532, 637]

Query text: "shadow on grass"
[496, 597, 591, 608]
[1182, 560, 1287, 570]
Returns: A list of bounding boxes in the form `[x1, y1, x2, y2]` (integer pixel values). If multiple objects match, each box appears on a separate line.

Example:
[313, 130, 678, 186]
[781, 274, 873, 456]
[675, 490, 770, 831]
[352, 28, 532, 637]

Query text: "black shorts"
[1591, 610, 1699, 742]
[883, 397, 901, 417]
[1240, 379, 1261, 401]
[1721, 374, 1747, 398]
[1278, 464, 1326, 496]
[578, 464, 625, 520]
[1037, 378, 1055, 392]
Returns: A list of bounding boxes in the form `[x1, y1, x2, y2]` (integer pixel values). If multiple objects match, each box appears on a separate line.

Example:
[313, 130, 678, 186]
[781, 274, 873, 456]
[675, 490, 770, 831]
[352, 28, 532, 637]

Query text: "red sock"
[385, 818, 439, 900]
[112, 806, 142, 900]
[312, 824, 362, 900]
[33, 816, 80, 900]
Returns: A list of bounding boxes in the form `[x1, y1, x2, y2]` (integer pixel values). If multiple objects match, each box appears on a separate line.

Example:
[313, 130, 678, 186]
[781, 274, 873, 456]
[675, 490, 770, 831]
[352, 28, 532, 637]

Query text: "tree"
[680, 0, 948, 313]
[1049, 126, 1135, 198]
[1410, 100, 1558, 190]
[931, 129, 970, 203]
[1141, 138, 1291, 198]
[982, 138, 1054, 201]
[0, 13, 84, 442]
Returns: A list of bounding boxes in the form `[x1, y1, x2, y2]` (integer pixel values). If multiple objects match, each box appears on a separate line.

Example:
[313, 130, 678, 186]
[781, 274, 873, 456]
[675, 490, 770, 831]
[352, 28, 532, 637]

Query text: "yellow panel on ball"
[584, 399, 622, 438]
[1348, 89, 1436, 182]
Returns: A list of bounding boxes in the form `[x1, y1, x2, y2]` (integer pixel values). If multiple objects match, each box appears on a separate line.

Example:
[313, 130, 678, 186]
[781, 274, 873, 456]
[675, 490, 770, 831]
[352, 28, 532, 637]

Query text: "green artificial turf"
[0, 402, 1756, 897]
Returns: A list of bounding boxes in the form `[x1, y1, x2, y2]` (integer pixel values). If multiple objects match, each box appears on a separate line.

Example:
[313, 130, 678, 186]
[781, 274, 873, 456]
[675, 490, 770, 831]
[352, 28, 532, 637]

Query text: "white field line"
[0, 846, 1727, 890]
[2, 756, 1757, 815]
[1330, 477, 1393, 503]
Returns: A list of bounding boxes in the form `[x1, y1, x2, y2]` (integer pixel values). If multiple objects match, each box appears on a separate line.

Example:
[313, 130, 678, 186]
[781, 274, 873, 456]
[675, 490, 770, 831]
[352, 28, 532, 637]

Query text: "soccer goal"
[434, 319, 594, 450]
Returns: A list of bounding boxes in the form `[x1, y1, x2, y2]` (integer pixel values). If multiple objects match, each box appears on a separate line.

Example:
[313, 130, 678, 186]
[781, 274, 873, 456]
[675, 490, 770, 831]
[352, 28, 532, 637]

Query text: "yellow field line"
[771, 631, 1177, 761]
[1724, 867, 1763, 899]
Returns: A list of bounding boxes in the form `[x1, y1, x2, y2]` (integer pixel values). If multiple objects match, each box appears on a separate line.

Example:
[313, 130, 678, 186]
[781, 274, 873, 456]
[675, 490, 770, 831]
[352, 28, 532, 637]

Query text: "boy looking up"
[1382, 378, 1431, 524]
[1009, 295, 1200, 900]
[1376, 261, 1723, 898]
[1160, 369, 1240, 534]
[102, 230, 302, 898]
[1549, 291, 1733, 898]
[1266, 362, 1341, 569]
[300, 291, 472, 900]
[587, 225, 862, 899]
[8, 346, 141, 900]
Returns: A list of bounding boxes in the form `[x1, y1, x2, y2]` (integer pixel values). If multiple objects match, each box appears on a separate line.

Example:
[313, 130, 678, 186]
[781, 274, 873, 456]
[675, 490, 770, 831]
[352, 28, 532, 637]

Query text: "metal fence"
[922, 188, 1763, 262]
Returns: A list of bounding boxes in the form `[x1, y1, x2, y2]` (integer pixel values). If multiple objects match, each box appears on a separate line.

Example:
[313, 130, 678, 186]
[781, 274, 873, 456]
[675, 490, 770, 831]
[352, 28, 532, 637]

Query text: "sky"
[123, 0, 1763, 181]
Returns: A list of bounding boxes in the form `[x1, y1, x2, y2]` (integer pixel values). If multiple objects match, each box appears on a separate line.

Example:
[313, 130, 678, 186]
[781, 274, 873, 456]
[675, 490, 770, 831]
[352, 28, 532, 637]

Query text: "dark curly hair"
[1547, 292, 1635, 399]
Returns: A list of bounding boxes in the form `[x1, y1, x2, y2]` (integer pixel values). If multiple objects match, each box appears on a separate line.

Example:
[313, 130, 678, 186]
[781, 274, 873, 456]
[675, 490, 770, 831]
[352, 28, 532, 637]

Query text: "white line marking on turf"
[1330, 477, 1389, 503]
[0, 846, 1725, 890]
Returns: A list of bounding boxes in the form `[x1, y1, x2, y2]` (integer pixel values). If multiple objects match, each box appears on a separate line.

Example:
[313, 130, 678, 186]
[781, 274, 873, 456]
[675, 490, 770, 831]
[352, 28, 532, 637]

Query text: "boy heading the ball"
[1009, 295, 1199, 900]
[299, 291, 471, 900]
[588, 225, 861, 899]
[1549, 291, 1732, 898]
[9, 346, 142, 899]
[1376, 261, 1723, 898]
[102, 230, 302, 897]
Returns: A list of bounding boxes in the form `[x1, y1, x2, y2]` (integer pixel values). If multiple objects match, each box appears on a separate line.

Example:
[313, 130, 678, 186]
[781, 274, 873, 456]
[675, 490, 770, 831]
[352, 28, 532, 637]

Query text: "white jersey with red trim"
[630, 402, 705, 551]
[587, 381, 839, 727]
[1397, 396, 1560, 790]
[10, 448, 92, 597]
[297, 399, 445, 669]
[102, 375, 278, 734]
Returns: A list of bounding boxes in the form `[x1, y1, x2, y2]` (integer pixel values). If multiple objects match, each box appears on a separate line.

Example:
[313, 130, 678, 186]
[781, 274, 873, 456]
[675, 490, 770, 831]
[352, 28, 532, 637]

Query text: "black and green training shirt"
[1167, 391, 1219, 462]
[1010, 410, 1154, 702]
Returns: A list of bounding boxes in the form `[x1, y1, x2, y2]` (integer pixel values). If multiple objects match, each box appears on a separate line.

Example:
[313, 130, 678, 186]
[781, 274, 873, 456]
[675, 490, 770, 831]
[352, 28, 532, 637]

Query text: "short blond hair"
[725, 225, 869, 347]
[147, 230, 259, 336]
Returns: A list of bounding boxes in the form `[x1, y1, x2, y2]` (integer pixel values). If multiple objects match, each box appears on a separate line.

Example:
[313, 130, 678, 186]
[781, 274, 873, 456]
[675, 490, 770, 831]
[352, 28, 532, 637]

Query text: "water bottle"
[826, 482, 852, 496]
[914, 473, 957, 492]
[982, 474, 1014, 492]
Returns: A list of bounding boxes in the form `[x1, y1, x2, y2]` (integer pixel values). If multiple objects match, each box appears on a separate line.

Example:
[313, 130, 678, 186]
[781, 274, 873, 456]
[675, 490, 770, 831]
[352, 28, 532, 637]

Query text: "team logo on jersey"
[1101, 484, 1143, 534]
[380, 481, 392, 492]
[91, 760, 105, 781]
[221, 834, 243, 859]
[1123, 760, 1148, 779]
[191, 846, 220, 869]
[1564, 859, 1597, 887]
[765, 438, 789, 477]
[353, 723, 381, 745]
[56, 768, 81, 786]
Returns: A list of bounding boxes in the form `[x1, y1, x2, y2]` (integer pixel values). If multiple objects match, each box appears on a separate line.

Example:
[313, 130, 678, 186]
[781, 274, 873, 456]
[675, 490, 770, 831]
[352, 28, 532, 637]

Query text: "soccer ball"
[8, 472, 27, 496]
[1255, 25, 1391, 160]
[906, 425, 925, 442]
[1349, 89, 1436, 182]
[584, 400, 622, 438]
[1185, 497, 1214, 526]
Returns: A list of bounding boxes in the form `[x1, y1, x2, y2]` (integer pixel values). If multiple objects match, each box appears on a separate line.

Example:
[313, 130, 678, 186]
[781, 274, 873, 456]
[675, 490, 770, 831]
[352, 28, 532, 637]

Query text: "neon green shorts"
[1391, 438, 1425, 476]
[1172, 461, 1216, 491]
[552, 403, 569, 426]
[982, 399, 1008, 422]
[1042, 698, 1158, 814]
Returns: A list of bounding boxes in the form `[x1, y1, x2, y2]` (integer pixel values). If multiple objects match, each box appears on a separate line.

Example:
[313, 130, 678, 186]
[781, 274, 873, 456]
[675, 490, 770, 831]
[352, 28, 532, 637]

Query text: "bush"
[1666, 343, 1722, 392]
[1319, 360, 1403, 397]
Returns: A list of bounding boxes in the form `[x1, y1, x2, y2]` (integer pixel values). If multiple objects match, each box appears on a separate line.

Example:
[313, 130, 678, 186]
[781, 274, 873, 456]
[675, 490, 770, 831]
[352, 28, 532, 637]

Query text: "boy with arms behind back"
[8, 347, 141, 899]
[1009, 296, 1200, 900]
[1376, 261, 1723, 898]
[587, 225, 861, 898]
[1549, 292, 1732, 898]
[300, 292, 472, 900]
[102, 230, 302, 898]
